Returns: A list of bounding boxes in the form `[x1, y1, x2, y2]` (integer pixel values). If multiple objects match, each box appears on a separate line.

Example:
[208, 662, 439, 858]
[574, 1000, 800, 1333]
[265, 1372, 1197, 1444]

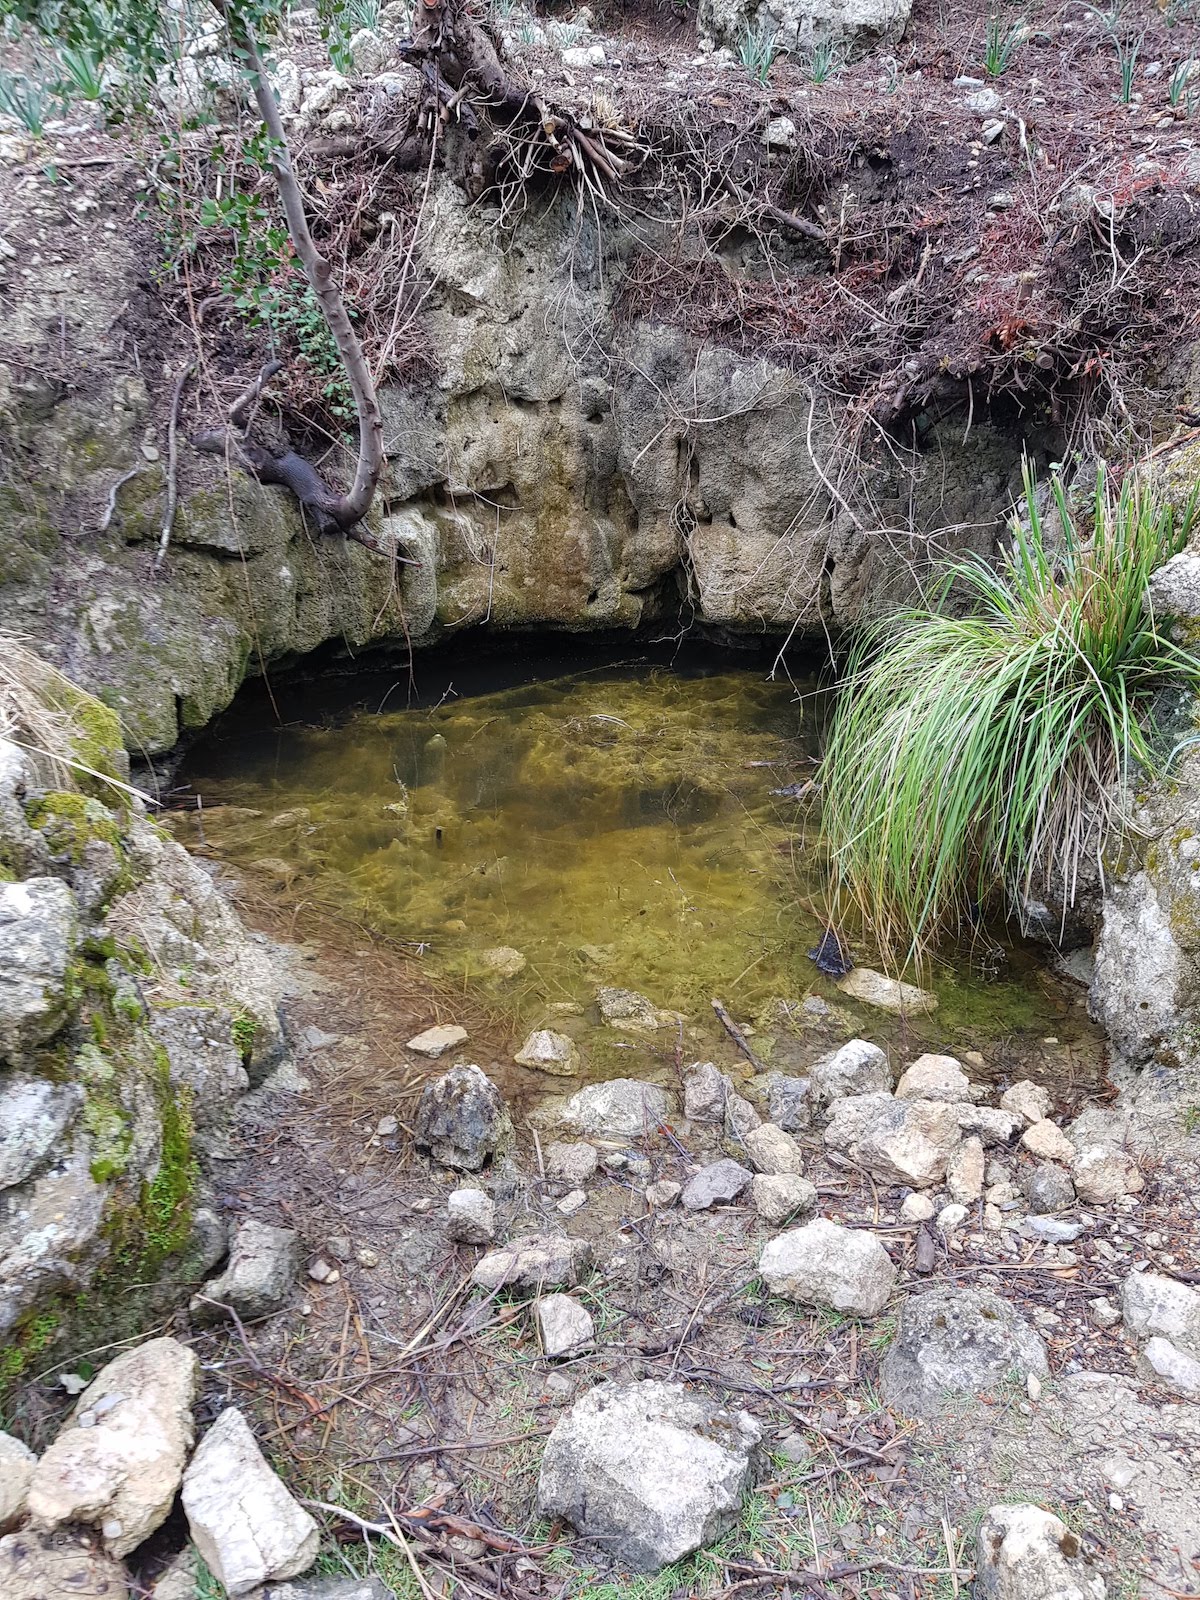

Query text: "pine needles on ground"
[819, 467, 1199, 965]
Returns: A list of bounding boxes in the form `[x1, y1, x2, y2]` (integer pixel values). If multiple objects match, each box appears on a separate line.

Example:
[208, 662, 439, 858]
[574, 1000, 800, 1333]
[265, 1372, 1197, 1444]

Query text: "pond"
[170, 643, 1106, 1094]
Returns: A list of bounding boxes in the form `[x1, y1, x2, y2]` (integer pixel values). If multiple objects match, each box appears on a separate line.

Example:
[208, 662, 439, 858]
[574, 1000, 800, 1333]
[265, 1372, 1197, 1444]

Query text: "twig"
[97, 466, 142, 534]
[711, 997, 765, 1071]
[153, 360, 194, 573]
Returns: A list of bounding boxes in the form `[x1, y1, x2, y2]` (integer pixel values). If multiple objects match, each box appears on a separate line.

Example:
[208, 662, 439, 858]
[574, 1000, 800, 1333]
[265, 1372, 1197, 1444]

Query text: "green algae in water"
[174, 657, 1105, 1080]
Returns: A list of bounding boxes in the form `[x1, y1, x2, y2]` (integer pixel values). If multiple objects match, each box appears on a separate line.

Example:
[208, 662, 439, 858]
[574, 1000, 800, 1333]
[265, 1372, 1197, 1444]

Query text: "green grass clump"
[820, 466, 1199, 965]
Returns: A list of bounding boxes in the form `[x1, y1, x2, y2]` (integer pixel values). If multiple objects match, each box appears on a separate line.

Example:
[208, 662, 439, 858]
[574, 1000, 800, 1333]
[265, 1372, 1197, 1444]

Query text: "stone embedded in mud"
[0, 877, 79, 1061]
[743, 1123, 804, 1176]
[471, 1233, 593, 1292]
[1139, 1336, 1200, 1398]
[1071, 1145, 1144, 1204]
[1020, 1119, 1076, 1164]
[975, 1503, 1107, 1600]
[596, 986, 671, 1032]
[414, 1063, 513, 1170]
[28, 1337, 199, 1558]
[849, 1097, 962, 1189]
[544, 1141, 599, 1185]
[759, 1219, 896, 1316]
[999, 1079, 1053, 1125]
[406, 1023, 469, 1058]
[0, 1528, 131, 1600]
[880, 1287, 1048, 1417]
[809, 1039, 892, 1105]
[558, 1079, 674, 1139]
[537, 1379, 762, 1572]
[480, 945, 527, 979]
[446, 1188, 496, 1245]
[182, 1408, 319, 1597]
[536, 1294, 595, 1358]
[681, 1158, 753, 1211]
[1023, 1162, 1076, 1214]
[0, 1431, 36, 1533]
[750, 1173, 818, 1225]
[895, 1053, 972, 1104]
[192, 1218, 302, 1324]
[760, 1071, 813, 1132]
[1121, 1271, 1200, 1355]
[0, 1076, 82, 1191]
[514, 1029, 580, 1076]
[835, 968, 937, 1015]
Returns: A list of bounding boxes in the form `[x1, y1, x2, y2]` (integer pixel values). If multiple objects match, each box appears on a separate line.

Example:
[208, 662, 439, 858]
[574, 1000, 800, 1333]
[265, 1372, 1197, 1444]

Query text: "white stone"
[446, 1188, 495, 1244]
[681, 1158, 753, 1211]
[1020, 1119, 1075, 1163]
[407, 1023, 469, 1058]
[764, 115, 798, 149]
[562, 42, 606, 67]
[848, 1097, 962, 1188]
[1121, 1271, 1200, 1355]
[0, 1076, 82, 1191]
[937, 1202, 969, 1230]
[182, 1409, 319, 1596]
[975, 1503, 1106, 1600]
[0, 1431, 36, 1532]
[480, 945, 526, 978]
[0, 1528, 131, 1599]
[749, 1173, 817, 1224]
[743, 1123, 804, 1175]
[536, 1294, 595, 1357]
[899, 1193, 934, 1222]
[559, 1080, 674, 1139]
[1139, 1336, 1200, 1398]
[544, 1141, 599, 1184]
[809, 1040, 891, 1104]
[557, 1189, 587, 1215]
[895, 1053, 972, 1103]
[955, 1104, 1023, 1146]
[28, 1338, 199, 1557]
[999, 1079, 1052, 1125]
[1071, 1145, 1144, 1204]
[0, 878, 79, 1061]
[471, 1234, 592, 1291]
[192, 1218, 301, 1324]
[645, 1179, 682, 1208]
[947, 1136, 985, 1203]
[514, 1029, 580, 1075]
[698, 0, 912, 57]
[759, 1219, 896, 1316]
[836, 968, 937, 1014]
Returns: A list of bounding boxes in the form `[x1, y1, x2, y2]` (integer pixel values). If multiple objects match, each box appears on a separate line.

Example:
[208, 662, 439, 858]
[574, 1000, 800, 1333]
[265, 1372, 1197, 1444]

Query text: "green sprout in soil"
[983, 13, 1026, 75]
[737, 21, 781, 82]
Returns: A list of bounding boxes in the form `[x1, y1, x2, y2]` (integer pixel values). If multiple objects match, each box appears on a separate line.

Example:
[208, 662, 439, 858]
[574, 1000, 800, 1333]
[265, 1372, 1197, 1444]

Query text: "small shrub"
[56, 41, 106, 101]
[737, 21, 781, 83]
[1169, 58, 1197, 111]
[819, 467, 1200, 964]
[0, 67, 56, 134]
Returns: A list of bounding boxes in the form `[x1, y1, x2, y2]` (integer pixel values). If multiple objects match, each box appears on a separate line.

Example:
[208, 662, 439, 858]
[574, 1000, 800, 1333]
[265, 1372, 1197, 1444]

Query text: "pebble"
[355, 1247, 379, 1268]
[557, 1189, 588, 1215]
[308, 1258, 339, 1283]
[937, 1203, 969, 1230]
[375, 1115, 399, 1137]
[1089, 1296, 1120, 1327]
[645, 1179, 681, 1208]
[900, 1193, 935, 1222]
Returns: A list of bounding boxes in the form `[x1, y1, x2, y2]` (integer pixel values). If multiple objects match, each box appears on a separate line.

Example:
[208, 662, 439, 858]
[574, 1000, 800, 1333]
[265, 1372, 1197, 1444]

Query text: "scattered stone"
[1071, 1145, 1144, 1204]
[809, 1040, 891, 1105]
[562, 41, 606, 67]
[848, 1098, 962, 1188]
[536, 1294, 595, 1357]
[759, 1219, 896, 1317]
[0, 878, 79, 1061]
[1139, 1336, 1200, 1398]
[965, 86, 1004, 114]
[446, 1188, 496, 1244]
[900, 1193, 935, 1222]
[975, 1503, 1106, 1600]
[0, 1431, 36, 1532]
[1020, 1120, 1075, 1163]
[681, 1158, 753, 1211]
[777, 1431, 812, 1464]
[881, 1288, 1048, 1417]
[354, 1247, 379, 1268]
[999, 1080, 1052, 1125]
[764, 115, 798, 150]
[947, 1136, 985, 1203]
[307, 1258, 337, 1283]
[824, 1093, 894, 1152]
[645, 1179, 681, 1208]
[1089, 1296, 1120, 1328]
[1023, 1162, 1075, 1213]
[182, 1409, 319, 1596]
[743, 1123, 803, 1176]
[557, 1189, 588, 1216]
[514, 1029, 580, 1076]
[414, 1064, 513, 1170]
[544, 1142, 599, 1185]
[29, 1338, 198, 1557]
[955, 1105, 1023, 1146]
[597, 986, 666, 1031]
[0, 1528, 131, 1599]
[559, 1079, 673, 1139]
[406, 1023, 469, 1057]
[374, 1115, 398, 1138]
[1021, 1215, 1086, 1243]
[895, 1053, 972, 1103]
[537, 1380, 762, 1572]
[684, 1061, 729, 1120]
[192, 1220, 301, 1324]
[1121, 1272, 1200, 1354]
[480, 946, 526, 978]
[347, 26, 385, 74]
[749, 1173, 817, 1225]
[936, 1202, 968, 1230]
[471, 1234, 593, 1291]
[836, 968, 937, 1014]
[0, 1076, 81, 1191]
[760, 1072, 812, 1132]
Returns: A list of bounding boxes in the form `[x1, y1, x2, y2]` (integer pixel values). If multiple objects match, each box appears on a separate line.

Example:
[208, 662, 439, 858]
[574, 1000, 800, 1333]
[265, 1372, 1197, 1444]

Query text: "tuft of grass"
[805, 37, 841, 83]
[0, 67, 56, 134]
[819, 465, 1200, 966]
[983, 13, 1026, 75]
[1169, 58, 1196, 110]
[737, 21, 781, 82]
[1115, 32, 1142, 101]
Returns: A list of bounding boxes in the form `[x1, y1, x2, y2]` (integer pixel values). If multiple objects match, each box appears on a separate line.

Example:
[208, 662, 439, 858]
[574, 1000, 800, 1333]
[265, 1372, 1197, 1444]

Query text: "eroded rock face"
[975, 1503, 1106, 1600]
[880, 1288, 1048, 1416]
[699, 0, 912, 55]
[537, 1380, 763, 1571]
[0, 1078, 83, 1191]
[414, 1064, 513, 1170]
[0, 1431, 36, 1533]
[0, 878, 78, 1061]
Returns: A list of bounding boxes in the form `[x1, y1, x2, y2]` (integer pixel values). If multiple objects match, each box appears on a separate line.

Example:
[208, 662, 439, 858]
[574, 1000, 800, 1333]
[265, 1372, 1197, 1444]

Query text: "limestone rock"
[471, 1233, 592, 1291]
[954, 1104, 1023, 1146]
[698, 0, 912, 58]
[975, 1503, 1106, 1600]
[999, 1079, 1052, 1125]
[759, 1219, 896, 1316]
[681, 1158, 753, 1211]
[749, 1173, 817, 1225]
[0, 1146, 106, 1337]
[836, 968, 937, 1014]
[937, 1202, 968, 1230]
[0, 878, 79, 1061]
[743, 1123, 803, 1176]
[1023, 1163, 1075, 1213]
[880, 1288, 1048, 1416]
[645, 1179, 681, 1208]
[150, 1005, 248, 1128]
[899, 1193, 934, 1222]
[0, 1528, 130, 1599]
[851, 1098, 962, 1188]
[414, 1064, 512, 1169]
[597, 987, 668, 1032]
[1071, 1145, 1144, 1204]
[183, 1409, 318, 1596]
[1121, 1272, 1200, 1355]
[28, 1337, 199, 1557]
[760, 1072, 812, 1131]
[895, 1053, 972, 1103]
[446, 1188, 495, 1245]
[406, 1023, 469, 1058]
[1020, 1119, 1075, 1163]
[192, 1218, 301, 1324]
[535, 1294, 595, 1357]
[809, 1040, 891, 1105]
[0, 1077, 82, 1191]
[480, 945, 526, 979]
[537, 1380, 762, 1571]
[261, 1580, 396, 1600]
[544, 1142, 598, 1185]
[0, 1431, 36, 1532]
[823, 1093, 895, 1152]
[1139, 1336, 1200, 1398]
[347, 26, 385, 74]
[558, 1079, 674, 1139]
[946, 1135, 985, 1203]
[684, 1061, 732, 1121]
[514, 1029, 580, 1076]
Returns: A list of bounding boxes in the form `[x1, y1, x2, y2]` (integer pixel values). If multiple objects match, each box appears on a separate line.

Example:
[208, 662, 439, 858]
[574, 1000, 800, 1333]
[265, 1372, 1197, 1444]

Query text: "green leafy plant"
[56, 40, 105, 100]
[737, 20, 781, 82]
[0, 66, 56, 133]
[983, 12, 1026, 75]
[805, 36, 841, 82]
[1169, 57, 1196, 111]
[1115, 31, 1141, 101]
[819, 466, 1200, 965]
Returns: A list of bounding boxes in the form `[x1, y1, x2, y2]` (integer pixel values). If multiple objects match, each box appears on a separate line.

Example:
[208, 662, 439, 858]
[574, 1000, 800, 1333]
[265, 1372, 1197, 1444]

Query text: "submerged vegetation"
[820, 468, 1200, 965]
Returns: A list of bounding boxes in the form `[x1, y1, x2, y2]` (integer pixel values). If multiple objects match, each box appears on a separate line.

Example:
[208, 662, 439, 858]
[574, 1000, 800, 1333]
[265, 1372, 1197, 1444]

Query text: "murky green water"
[172, 648, 1105, 1087]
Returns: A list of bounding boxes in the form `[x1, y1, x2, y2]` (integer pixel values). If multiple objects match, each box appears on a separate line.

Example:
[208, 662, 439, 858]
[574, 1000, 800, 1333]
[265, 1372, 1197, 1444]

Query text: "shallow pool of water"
[171, 646, 1106, 1091]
